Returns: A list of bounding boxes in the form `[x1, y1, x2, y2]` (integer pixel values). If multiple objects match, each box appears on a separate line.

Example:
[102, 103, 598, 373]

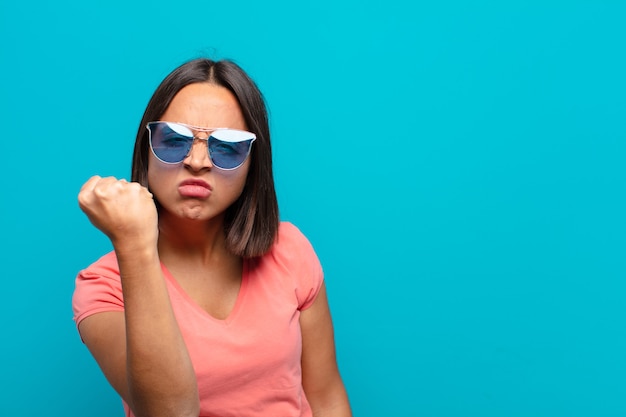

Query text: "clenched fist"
[78, 176, 159, 249]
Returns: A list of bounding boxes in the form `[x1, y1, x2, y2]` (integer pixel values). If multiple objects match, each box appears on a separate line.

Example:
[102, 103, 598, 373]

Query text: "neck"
[157, 212, 232, 264]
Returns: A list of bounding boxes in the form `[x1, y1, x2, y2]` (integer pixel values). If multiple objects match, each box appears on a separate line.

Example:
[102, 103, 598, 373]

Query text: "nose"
[183, 137, 213, 170]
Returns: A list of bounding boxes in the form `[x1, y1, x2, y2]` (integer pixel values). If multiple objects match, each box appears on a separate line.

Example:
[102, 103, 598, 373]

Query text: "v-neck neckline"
[160, 259, 249, 325]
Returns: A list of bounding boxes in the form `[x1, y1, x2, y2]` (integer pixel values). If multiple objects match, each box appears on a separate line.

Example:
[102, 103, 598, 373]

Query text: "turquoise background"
[1, 1, 624, 415]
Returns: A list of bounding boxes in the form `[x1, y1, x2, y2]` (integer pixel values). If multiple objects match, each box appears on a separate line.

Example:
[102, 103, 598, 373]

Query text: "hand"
[78, 176, 159, 249]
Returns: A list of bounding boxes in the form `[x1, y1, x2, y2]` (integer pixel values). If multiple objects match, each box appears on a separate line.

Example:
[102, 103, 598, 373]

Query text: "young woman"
[73, 58, 352, 417]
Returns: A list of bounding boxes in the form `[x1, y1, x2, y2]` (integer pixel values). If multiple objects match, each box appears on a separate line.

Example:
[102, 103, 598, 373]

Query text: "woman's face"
[147, 82, 251, 222]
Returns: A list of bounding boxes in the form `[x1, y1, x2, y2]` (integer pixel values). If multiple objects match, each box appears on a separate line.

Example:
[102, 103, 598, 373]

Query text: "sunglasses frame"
[146, 121, 257, 170]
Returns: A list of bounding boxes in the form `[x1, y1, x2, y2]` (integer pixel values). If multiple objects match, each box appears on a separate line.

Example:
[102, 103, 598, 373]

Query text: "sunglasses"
[146, 121, 256, 170]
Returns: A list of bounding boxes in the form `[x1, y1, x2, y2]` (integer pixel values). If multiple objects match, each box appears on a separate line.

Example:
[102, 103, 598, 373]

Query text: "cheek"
[215, 167, 248, 180]
[215, 163, 251, 194]
[147, 156, 180, 192]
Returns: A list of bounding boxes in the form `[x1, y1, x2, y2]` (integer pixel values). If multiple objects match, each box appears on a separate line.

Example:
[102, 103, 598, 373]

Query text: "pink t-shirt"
[73, 222, 324, 417]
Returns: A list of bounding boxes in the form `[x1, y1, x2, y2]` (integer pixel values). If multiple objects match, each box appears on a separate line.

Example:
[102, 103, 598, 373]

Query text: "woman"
[73, 58, 352, 417]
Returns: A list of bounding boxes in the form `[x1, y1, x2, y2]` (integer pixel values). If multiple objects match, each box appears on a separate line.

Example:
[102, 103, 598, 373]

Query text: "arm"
[77, 176, 199, 417]
[300, 283, 352, 417]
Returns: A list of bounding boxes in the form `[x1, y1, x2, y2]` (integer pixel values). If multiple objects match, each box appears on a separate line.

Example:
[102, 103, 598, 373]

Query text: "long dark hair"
[131, 58, 279, 258]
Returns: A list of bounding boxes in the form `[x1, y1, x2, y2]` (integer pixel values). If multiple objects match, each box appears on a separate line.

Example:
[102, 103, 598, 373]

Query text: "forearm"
[307, 377, 352, 417]
[117, 245, 199, 417]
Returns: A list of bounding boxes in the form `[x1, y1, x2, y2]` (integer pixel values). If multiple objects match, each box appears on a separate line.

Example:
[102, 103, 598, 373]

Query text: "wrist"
[113, 239, 159, 264]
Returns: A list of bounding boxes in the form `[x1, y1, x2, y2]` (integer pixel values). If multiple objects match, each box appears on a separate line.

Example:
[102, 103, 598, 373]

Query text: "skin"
[77, 83, 351, 417]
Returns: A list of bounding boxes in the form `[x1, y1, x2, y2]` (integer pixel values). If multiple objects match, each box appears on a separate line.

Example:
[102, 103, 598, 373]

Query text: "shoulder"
[267, 221, 320, 267]
[255, 221, 324, 310]
[73, 251, 124, 326]
[276, 221, 314, 248]
[78, 251, 120, 279]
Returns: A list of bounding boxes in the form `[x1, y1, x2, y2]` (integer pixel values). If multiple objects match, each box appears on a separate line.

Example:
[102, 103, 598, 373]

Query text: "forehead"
[161, 83, 246, 129]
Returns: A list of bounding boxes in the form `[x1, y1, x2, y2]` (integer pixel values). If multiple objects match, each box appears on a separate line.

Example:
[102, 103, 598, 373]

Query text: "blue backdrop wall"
[1, 1, 624, 416]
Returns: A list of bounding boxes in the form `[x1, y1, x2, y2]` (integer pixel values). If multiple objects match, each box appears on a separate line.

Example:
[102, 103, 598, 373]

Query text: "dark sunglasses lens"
[209, 137, 254, 169]
[149, 122, 193, 163]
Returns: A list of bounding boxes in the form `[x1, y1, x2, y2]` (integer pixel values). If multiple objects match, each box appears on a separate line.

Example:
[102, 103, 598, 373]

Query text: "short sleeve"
[72, 251, 125, 330]
[271, 222, 324, 310]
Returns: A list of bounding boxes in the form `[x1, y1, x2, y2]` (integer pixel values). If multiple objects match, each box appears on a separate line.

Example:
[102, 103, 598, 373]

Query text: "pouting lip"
[179, 178, 212, 190]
